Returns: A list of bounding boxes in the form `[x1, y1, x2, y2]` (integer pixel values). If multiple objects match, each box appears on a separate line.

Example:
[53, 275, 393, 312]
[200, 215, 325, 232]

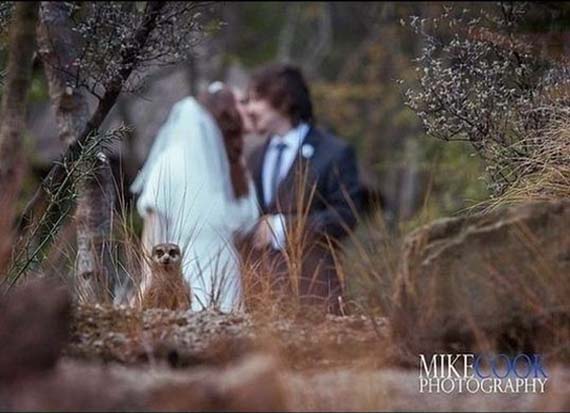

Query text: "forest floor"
[62, 305, 570, 412]
[67, 304, 389, 370]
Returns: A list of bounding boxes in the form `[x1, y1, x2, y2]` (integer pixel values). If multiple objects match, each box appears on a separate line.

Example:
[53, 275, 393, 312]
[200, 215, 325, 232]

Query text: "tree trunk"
[37, 2, 90, 146]
[74, 154, 116, 302]
[38, 1, 115, 302]
[0, 2, 39, 276]
[17, 2, 165, 296]
[276, 3, 301, 63]
[398, 138, 421, 220]
[20, 2, 165, 233]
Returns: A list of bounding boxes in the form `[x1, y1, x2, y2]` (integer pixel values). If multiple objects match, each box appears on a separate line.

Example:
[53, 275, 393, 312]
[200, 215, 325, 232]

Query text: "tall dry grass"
[239, 160, 319, 319]
[390, 199, 570, 367]
[238, 158, 386, 322]
[383, 111, 570, 365]
[482, 112, 570, 211]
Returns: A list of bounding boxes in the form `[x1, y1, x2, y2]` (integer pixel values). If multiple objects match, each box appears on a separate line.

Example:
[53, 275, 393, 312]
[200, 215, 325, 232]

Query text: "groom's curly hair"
[249, 64, 314, 126]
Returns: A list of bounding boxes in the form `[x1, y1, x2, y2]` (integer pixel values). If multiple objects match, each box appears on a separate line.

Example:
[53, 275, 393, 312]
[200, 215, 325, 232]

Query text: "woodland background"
[0, 2, 569, 411]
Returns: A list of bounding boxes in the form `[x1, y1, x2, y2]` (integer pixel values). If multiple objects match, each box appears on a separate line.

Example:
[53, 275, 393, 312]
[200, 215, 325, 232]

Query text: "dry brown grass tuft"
[239, 162, 320, 320]
[239, 159, 374, 322]
[482, 112, 570, 211]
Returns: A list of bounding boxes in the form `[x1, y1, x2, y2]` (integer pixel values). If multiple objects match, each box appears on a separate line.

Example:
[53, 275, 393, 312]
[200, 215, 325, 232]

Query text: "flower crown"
[207, 81, 225, 94]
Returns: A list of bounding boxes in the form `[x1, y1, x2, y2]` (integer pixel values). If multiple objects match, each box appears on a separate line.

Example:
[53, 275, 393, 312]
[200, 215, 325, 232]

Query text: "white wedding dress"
[130, 97, 260, 312]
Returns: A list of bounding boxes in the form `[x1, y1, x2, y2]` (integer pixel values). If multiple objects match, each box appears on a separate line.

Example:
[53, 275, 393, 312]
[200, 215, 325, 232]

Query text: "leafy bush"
[404, 3, 570, 200]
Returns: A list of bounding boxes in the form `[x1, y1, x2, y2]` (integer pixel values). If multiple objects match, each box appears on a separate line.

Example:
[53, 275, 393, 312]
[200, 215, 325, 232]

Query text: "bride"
[130, 82, 260, 312]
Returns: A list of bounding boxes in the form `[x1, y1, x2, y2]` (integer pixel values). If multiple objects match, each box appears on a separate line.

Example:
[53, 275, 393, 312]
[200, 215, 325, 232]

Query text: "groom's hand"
[253, 215, 273, 249]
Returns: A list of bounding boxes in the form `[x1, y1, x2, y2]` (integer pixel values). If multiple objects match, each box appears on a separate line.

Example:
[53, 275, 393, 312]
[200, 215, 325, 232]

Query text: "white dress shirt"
[262, 122, 310, 250]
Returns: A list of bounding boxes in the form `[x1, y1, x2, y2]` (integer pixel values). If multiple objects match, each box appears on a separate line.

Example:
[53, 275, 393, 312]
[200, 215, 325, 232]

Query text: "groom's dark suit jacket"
[241, 125, 363, 314]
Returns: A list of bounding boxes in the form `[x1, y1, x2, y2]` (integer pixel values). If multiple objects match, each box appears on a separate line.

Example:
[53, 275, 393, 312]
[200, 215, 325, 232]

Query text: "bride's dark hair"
[199, 84, 249, 199]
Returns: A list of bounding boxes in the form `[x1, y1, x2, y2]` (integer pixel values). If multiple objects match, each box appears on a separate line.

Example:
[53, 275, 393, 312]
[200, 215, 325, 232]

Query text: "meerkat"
[142, 243, 192, 311]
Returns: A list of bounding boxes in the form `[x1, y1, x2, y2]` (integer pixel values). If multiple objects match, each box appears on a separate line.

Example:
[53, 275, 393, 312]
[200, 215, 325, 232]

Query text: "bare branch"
[403, 3, 569, 196]
[20, 1, 168, 229]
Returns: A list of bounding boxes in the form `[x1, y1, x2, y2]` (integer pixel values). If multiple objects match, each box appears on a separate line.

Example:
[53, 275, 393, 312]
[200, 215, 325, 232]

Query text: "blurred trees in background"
[0, 2, 568, 297]
[405, 2, 570, 203]
[0, 2, 39, 274]
[0, 2, 212, 297]
[212, 1, 569, 224]
[211, 2, 490, 229]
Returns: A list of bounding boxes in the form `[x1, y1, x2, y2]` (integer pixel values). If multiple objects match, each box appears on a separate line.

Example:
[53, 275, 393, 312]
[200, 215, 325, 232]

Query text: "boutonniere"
[301, 143, 315, 159]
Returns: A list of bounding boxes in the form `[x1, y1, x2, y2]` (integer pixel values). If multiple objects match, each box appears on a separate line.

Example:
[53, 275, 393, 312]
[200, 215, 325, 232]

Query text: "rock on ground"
[392, 199, 570, 359]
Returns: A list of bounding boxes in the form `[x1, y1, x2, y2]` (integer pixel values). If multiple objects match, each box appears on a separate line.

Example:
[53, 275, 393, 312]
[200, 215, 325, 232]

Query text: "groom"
[239, 63, 363, 314]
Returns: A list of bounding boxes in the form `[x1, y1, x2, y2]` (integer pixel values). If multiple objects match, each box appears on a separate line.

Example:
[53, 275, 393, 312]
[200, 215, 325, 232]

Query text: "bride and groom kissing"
[130, 63, 363, 315]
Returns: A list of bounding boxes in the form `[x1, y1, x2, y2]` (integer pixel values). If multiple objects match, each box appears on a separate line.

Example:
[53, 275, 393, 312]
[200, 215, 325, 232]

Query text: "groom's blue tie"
[270, 142, 288, 204]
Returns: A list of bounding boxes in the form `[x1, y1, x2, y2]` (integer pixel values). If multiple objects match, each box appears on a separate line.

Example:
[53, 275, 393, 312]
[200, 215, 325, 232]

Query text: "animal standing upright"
[142, 243, 191, 311]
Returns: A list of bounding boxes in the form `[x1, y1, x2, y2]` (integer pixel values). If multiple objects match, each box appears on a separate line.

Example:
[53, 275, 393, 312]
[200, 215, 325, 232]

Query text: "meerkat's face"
[151, 243, 182, 270]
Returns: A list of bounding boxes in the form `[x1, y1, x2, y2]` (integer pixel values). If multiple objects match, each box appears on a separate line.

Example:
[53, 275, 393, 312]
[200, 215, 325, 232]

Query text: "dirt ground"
[67, 304, 390, 370]
[61, 304, 570, 412]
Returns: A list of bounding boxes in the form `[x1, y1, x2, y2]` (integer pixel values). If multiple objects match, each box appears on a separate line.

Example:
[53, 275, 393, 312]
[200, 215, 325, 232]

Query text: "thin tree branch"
[20, 1, 166, 229]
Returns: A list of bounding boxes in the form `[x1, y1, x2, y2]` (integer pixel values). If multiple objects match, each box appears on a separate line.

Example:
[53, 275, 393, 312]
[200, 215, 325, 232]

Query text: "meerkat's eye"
[169, 248, 179, 257]
[155, 249, 164, 258]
